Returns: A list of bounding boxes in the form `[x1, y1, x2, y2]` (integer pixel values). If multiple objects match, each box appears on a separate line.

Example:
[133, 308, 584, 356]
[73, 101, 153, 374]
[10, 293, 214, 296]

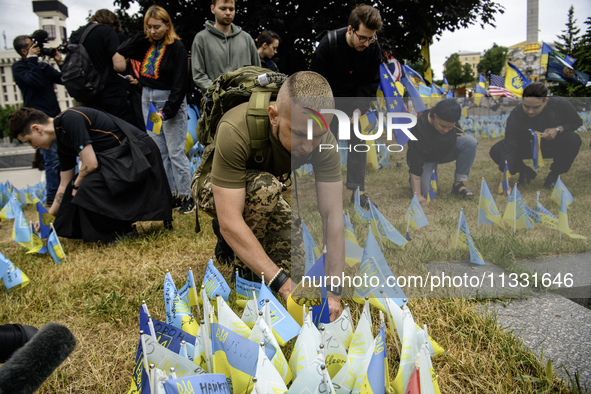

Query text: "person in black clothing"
[68, 10, 133, 125]
[309, 4, 382, 209]
[9, 107, 173, 243]
[407, 99, 478, 206]
[11, 34, 62, 206]
[489, 82, 582, 190]
[256, 30, 280, 72]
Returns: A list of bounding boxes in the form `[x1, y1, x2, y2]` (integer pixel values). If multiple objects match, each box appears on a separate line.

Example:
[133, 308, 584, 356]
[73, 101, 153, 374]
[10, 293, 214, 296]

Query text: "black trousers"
[490, 132, 582, 175]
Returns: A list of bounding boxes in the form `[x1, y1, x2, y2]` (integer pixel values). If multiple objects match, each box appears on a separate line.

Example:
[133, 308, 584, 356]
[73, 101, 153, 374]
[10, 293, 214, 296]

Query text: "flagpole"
[454, 210, 462, 249]
[479, 178, 484, 228]
[513, 183, 517, 234]
[139, 330, 150, 378]
[190, 268, 201, 319]
[149, 363, 156, 393]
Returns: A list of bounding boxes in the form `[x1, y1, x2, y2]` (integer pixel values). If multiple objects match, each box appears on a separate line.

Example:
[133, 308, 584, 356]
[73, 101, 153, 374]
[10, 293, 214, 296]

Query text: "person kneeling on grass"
[406, 98, 478, 206]
[9, 107, 173, 243]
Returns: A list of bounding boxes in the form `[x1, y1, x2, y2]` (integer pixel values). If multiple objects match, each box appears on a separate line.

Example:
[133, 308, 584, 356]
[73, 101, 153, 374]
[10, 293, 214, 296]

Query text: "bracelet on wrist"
[269, 269, 289, 293]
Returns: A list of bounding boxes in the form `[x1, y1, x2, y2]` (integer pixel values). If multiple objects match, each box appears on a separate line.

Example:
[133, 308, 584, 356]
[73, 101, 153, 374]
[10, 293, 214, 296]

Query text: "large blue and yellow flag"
[454, 211, 485, 265]
[400, 71, 427, 113]
[36, 202, 52, 239]
[0, 251, 30, 291]
[530, 129, 544, 169]
[427, 170, 438, 203]
[257, 283, 300, 346]
[547, 51, 588, 86]
[551, 176, 573, 207]
[478, 178, 504, 227]
[146, 102, 163, 135]
[503, 185, 532, 231]
[498, 161, 511, 194]
[369, 202, 407, 249]
[541, 42, 554, 68]
[505, 62, 530, 98]
[201, 259, 231, 302]
[353, 187, 372, 224]
[48, 227, 65, 264]
[211, 322, 275, 394]
[535, 193, 558, 229]
[557, 189, 586, 239]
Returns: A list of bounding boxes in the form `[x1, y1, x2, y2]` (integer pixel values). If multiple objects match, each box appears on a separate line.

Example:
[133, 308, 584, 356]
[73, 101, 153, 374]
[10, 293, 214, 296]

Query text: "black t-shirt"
[54, 107, 125, 171]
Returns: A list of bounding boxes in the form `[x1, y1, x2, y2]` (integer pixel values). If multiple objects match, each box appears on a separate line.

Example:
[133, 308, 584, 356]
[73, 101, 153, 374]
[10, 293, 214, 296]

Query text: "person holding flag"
[489, 82, 582, 190]
[407, 99, 478, 206]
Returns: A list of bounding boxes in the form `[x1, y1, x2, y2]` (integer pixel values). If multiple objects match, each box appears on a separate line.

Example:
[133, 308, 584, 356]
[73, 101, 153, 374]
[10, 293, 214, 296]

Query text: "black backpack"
[61, 24, 107, 103]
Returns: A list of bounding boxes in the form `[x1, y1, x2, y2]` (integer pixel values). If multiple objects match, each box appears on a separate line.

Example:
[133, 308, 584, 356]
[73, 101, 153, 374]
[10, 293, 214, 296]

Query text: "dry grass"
[1, 129, 590, 393]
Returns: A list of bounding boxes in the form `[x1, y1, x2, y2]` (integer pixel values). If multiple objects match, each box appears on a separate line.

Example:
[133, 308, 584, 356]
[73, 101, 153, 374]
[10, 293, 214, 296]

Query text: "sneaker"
[544, 172, 559, 189]
[518, 166, 537, 186]
[178, 196, 196, 214]
[172, 195, 183, 210]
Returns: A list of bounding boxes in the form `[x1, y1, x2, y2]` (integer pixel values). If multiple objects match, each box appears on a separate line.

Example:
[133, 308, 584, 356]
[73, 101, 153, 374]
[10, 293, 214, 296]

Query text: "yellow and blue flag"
[406, 194, 429, 230]
[36, 202, 52, 239]
[360, 321, 388, 394]
[141, 333, 205, 378]
[505, 62, 530, 98]
[478, 178, 504, 227]
[369, 201, 407, 249]
[257, 282, 300, 346]
[234, 271, 260, 308]
[185, 104, 200, 155]
[27, 222, 46, 254]
[352, 187, 371, 224]
[541, 42, 554, 68]
[250, 313, 293, 385]
[530, 129, 544, 169]
[47, 227, 65, 264]
[323, 304, 354, 350]
[418, 329, 442, 394]
[211, 322, 275, 394]
[288, 309, 321, 378]
[535, 193, 558, 229]
[344, 211, 363, 267]
[127, 336, 151, 394]
[503, 185, 532, 231]
[146, 102, 162, 135]
[253, 342, 288, 393]
[354, 230, 407, 309]
[454, 211, 485, 265]
[551, 176, 573, 207]
[0, 251, 30, 291]
[217, 295, 251, 338]
[427, 170, 438, 203]
[12, 202, 31, 246]
[201, 259, 231, 302]
[400, 69, 427, 113]
[557, 189, 586, 239]
[498, 161, 511, 194]
[164, 272, 199, 336]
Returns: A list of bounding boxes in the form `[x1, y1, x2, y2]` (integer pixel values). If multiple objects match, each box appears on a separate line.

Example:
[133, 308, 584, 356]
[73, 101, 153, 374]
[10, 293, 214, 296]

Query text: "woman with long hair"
[117, 5, 194, 214]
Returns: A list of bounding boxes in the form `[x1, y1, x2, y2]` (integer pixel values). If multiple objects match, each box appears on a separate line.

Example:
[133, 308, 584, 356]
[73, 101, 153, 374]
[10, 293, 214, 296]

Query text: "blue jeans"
[142, 88, 191, 196]
[418, 135, 478, 197]
[42, 140, 60, 201]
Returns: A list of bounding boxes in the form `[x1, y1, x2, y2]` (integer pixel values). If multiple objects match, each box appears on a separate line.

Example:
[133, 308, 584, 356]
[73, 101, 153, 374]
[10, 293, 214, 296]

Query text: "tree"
[477, 43, 508, 77]
[0, 104, 20, 141]
[443, 53, 474, 85]
[114, 0, 504, 75]
[555, 5, 581, 56]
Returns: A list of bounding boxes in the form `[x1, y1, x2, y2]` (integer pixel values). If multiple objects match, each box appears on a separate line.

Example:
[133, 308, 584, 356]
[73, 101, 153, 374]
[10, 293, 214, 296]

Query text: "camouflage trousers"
[194, 169, 305, 280]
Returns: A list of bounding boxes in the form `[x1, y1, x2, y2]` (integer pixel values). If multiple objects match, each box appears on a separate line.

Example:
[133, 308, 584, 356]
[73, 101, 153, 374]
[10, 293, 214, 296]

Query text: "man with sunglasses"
[310, 4, 382, 210]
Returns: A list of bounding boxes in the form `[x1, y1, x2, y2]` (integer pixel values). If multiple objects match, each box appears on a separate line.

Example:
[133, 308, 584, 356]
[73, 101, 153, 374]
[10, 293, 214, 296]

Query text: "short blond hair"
[277, 71, 334, 115]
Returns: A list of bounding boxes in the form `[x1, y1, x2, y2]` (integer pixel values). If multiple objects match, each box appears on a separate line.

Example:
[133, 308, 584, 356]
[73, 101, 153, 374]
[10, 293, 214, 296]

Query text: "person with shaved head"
[192, 71, 344, 320]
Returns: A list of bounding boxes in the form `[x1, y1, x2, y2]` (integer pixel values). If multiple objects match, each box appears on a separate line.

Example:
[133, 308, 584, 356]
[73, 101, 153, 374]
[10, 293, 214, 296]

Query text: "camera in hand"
[30, 29, 67, 57]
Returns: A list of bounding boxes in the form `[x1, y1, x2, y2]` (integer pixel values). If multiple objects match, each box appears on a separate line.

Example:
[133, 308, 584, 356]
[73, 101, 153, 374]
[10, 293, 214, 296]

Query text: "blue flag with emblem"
[369, 201, 407, 249]
[0, 251, 30, 291]
[551, 176, 572, 207]
[505, 62, 530, 97]
[48, 226, 65, 264]
[12, 202, 31, 245]
[361, 321, 388, 394]
[36, 202, 51, 239]
[478, 178, 504, 227]
[454, 211, 485, 265]
[302, 219, 321, 275]
[353, 187, 372, 224]
[535, 192, 558, 229]
[201, 259, 231, 302]
[146, 102, 162, 135]
[257, 283, 300, 346]
[302, 252, 330, 327]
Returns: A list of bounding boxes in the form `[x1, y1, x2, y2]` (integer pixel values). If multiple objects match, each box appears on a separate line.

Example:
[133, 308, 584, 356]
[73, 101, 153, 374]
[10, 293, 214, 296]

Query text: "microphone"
[0, 323, 76, 394]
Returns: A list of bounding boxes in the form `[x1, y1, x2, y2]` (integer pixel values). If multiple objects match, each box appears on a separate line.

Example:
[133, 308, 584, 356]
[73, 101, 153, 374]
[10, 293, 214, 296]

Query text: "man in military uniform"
[193, 71, 344, 320]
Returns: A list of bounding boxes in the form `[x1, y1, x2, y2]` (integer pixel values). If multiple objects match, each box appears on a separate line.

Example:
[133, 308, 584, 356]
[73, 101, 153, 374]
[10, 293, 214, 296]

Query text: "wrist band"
[267, 268, 283, 287]
[72, 185, 79, 190]
[269, 269, 289, 293]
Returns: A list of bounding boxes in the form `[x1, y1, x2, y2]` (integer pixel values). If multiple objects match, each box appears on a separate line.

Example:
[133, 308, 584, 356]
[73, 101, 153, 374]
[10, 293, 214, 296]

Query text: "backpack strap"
[79, 23, 100, 46]
[246, 90, 272, 164]
[327, 27, 347, 59]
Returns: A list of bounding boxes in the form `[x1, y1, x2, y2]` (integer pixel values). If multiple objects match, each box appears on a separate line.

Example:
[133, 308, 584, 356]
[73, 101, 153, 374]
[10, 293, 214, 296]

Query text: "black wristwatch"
[328, 284, 342, 296]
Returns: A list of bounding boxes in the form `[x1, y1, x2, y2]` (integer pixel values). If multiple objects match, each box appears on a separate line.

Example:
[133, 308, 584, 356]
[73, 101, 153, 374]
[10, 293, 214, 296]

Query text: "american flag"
[489, 74, 517, 100]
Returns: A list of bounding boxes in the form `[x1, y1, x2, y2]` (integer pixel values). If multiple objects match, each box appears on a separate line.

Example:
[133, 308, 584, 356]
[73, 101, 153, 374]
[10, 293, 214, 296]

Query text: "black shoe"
[517, 166, 537, 186]
[544, 172, 559, 189]
[212, 218, 235, 265]
[172, 195, 183, 210]
[351, 190, 375, 210]
[178, 196, 195, 214]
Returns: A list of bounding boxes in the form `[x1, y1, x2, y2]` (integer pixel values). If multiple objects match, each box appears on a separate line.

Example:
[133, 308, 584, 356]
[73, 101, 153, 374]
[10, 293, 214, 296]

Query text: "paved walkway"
[0, 168, 43, 189]
[425, 254, 591, 387]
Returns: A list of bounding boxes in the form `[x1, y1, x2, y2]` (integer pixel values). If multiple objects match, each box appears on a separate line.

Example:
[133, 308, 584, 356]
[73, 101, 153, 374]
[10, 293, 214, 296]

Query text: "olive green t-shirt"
[211, 102, 342, 188]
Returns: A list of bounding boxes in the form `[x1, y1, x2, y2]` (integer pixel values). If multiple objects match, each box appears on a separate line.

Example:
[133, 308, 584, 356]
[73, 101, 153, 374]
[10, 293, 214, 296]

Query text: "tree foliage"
[0, 104, 20, 140]
[555, 5, 581, 56]
[477, 43, 507, 77]
[443, 53, 474, 86]
[114, 0, 504, 75]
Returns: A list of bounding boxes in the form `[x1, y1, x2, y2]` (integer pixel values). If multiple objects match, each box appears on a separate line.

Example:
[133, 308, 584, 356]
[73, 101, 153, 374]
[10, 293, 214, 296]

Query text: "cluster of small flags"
[0, 182, 65, 291]
[129, 259, 444, 393]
